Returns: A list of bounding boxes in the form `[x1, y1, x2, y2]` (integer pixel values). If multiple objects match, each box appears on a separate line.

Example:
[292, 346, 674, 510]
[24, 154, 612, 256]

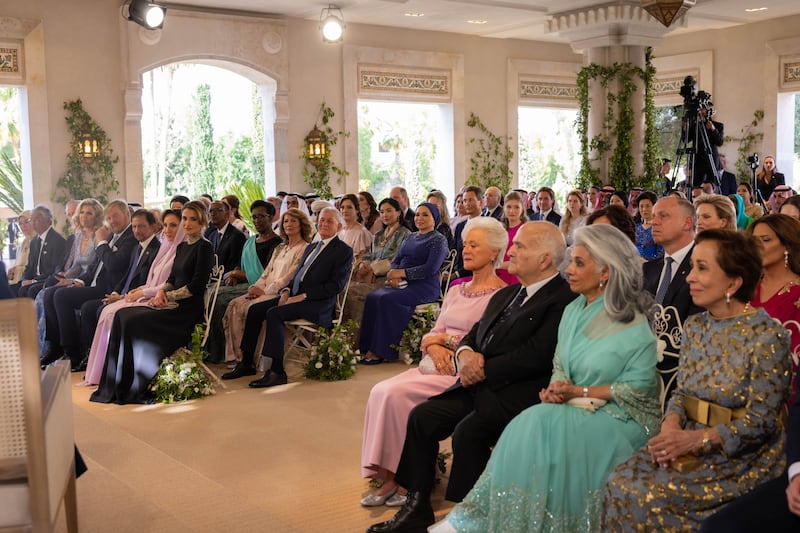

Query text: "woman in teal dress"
[431, 224, 660, 533]
[603, 229, 791, 531]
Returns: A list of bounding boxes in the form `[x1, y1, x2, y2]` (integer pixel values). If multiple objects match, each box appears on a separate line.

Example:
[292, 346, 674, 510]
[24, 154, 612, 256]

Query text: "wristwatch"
[582, 387, 589, 398]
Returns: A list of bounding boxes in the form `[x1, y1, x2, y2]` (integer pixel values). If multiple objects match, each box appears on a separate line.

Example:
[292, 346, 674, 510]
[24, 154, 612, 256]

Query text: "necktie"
[291, 242, 322, 295]
[483, 287, 528, 350]
[33, 236, 43, 276]
[655, 257, 674, 305]
[120, 245, 143, 294]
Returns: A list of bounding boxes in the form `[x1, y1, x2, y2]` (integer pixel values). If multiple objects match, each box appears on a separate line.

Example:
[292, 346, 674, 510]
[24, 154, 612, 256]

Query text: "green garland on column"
[575, 49, 658, 192]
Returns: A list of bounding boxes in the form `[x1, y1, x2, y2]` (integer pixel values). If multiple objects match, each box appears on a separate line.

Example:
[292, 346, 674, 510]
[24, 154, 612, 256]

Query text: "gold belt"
[684, 395, 745, 426]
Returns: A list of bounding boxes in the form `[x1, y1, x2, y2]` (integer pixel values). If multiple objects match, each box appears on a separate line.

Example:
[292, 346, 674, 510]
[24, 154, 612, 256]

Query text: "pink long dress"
[82, 227, 185, 385]
[361, 282, 502, 478]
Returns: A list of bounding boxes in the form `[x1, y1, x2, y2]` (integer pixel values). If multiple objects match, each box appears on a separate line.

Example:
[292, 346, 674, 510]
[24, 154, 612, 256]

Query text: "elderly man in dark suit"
[13, 204, 68, 298]
[42, 200, 138, 370]
[222, 206, 353, 387]
[205, 200, 246, 275]
[367, 221, 576, 533]
[700, 375, 800, 532]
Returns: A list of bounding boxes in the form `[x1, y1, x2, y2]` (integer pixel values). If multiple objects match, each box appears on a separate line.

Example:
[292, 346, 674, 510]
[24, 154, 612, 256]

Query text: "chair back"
[651, 303, 684, 412]
[440, 249, 457, 300]
[333, 261, 356, 326]
[0, 298, 77, 531]
[202, 256, 226, 346]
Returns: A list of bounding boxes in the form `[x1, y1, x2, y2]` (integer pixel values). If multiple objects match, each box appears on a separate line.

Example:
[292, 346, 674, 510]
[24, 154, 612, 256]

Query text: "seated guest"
[748, 214, 800, 404]
[634, 191, 663, 260]
[232, 207, 352, 388]
[699, 376, 800, 531]
[80, 209, 183, 386]
[603, 229, 791, 530]
[8, 210, 34, 287]
[779, 194, 800, 220]
[481, 186, 503, 220]
[13, 205, 68, 298]
[338, 193, 373, 259]
[729, 193, 754, 230]
[587, 204, 636, 244]
[345, 198, 411, 323]
[169, 194, 190, 210]
[450, 193, 467, 231]
[427, 190, 454, 249]
[204, 200, 246, 274]
[559, 189, 586, 246]
[90, 201, 214, 404]
[358, 191, 382, 234]
[366, 222, 576, 533]
[737, 182, 764, 220]
[358, 203, 449, 364]
[694, 194, 736, 233]
[609, 190, 628, 209]
[221, 208, 311, 368]
[529, 186, 561, 226]
[280, 192, 313, 224]
[42, 201, 138, 369]
[496, 191, 526, 284]
[430, 224, 660, 533]
[770, 184, 794, 215]
[221, 194, 250, 238]
[452, 187, 483, 278]
[360, 217, 507, 507]
[203, 200, 282, 363]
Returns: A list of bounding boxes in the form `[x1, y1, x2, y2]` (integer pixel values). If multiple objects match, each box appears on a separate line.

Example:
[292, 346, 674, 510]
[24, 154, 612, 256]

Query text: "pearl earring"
[725, 291, 731, 305]
[599, 280, 605, 289]
[785, 250, 790, 269]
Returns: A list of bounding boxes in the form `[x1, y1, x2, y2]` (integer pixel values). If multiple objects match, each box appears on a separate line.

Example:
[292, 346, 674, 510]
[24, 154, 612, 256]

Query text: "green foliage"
[0, 151, 23, 214]
[251, 85, 265, 181]
[466, 113, 513, 193]
[304, 320, 360, 381]
[393, 305, 439, 365]
[575, 50, 659, 191]
[723, 110, 764, 181]
[150, 324, 216, 403]
[189, 84, 218, 197]
[654, 106, 683, 162]
[228, 178, 266, 233]
[53, 99, 119, 208]
[301, 102, 349, 199]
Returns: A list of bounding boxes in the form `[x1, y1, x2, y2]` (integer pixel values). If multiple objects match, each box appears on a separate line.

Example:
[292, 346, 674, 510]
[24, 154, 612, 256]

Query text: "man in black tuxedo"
[529, 187, 562, 226]
[205, 200, 246, 275]
[391, 186, 417, 231]
[700, 376, 800, 531]
[43, 201, 138, 370]
[643, 196, 703, 402]
[13, 205, 68, 298]
[481, 186, 503, 220]
[717, 153, 738, 196]
[367, 221, 576, 533]
[452, 186, 483, 278]
[222, 207, 353, 387]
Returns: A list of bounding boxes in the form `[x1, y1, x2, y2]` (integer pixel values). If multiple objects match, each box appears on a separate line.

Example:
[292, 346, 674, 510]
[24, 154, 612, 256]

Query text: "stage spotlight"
[126, 0, 166, 30]
[320, 5, 344, 43]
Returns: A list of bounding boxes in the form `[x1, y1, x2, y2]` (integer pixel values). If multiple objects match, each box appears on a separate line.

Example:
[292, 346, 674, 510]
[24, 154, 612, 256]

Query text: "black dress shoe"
[248, 371, 288, 388]
[221, 362, 256, 380]
[366, 491, 434, 533]
[71, 356, 88, 373]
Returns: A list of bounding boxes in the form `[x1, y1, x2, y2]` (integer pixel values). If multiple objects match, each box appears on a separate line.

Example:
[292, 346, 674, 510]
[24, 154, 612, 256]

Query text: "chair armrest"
[40, 360, 75, 517]
[40, 360, 70, 417]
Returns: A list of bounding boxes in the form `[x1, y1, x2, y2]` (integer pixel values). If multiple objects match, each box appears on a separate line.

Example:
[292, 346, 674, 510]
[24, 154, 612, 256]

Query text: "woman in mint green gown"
[431, 224, 661, 533]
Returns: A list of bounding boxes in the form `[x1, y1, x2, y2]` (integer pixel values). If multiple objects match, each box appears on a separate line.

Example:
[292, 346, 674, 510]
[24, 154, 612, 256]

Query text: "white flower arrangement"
[394, 306, 439, 365]
[149, 324, 216, 403]
[304, 320, 360, 381]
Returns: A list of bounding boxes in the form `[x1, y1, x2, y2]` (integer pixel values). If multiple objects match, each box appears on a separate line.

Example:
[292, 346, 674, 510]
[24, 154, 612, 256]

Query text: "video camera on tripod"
[670, 75, 722, 190]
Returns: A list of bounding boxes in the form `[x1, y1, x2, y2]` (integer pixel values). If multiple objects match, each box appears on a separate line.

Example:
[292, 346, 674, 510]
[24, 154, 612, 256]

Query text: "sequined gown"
[443, 295, 660, 532]
[603, 308, 791, 531]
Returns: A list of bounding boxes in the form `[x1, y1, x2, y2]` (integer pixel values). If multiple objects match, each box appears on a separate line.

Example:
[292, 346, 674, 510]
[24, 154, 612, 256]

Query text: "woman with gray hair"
[430, 223, 660, 533]
[360, 216, 507, 507]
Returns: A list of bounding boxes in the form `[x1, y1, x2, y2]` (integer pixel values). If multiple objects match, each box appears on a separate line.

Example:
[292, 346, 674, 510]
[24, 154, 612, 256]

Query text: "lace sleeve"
[610, 382, 662, 437]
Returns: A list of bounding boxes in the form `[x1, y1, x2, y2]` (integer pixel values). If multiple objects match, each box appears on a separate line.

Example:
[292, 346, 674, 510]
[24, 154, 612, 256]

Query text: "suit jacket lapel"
[664, 245, 693, 304]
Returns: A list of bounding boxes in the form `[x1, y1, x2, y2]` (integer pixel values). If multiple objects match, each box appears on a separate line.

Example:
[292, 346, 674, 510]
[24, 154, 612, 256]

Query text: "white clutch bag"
[567, 397, 607, 412]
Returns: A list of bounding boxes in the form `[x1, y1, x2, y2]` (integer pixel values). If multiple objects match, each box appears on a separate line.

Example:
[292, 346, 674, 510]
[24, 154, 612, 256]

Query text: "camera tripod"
[669, 109, 720, 192]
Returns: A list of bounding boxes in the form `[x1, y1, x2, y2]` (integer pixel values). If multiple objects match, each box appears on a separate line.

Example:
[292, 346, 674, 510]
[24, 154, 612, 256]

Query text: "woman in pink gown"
[79, 209, 185, 386]
[360, 216, 508, 507]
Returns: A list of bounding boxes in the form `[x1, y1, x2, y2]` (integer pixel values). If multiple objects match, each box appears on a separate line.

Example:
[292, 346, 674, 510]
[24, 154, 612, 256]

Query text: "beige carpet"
[56, 359, 455, 533]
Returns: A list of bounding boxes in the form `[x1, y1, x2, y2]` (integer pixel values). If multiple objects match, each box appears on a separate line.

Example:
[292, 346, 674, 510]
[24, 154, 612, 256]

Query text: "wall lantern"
[78, 126, 99, 159]
[641, 0, 695, 27]
[306, 126, 327, 166]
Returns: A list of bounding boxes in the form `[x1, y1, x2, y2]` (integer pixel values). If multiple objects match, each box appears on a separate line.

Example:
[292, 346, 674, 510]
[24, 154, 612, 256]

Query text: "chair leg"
[65, 464, 78, 533]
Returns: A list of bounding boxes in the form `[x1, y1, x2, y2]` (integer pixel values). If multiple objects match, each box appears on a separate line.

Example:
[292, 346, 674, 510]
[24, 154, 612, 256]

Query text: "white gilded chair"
[651, 303, 685, 412]
[413, 248, 457, 318]
[283, 262, 355, 366]
[0, 298, 78, 532]
[201, 258, 226, 387]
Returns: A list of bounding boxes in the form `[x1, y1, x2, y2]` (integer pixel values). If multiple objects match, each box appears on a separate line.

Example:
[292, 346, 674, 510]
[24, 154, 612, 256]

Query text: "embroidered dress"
[444, 295, 660, 532]
[603, 308, 791, 531]
[635, 223, 663, 261]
